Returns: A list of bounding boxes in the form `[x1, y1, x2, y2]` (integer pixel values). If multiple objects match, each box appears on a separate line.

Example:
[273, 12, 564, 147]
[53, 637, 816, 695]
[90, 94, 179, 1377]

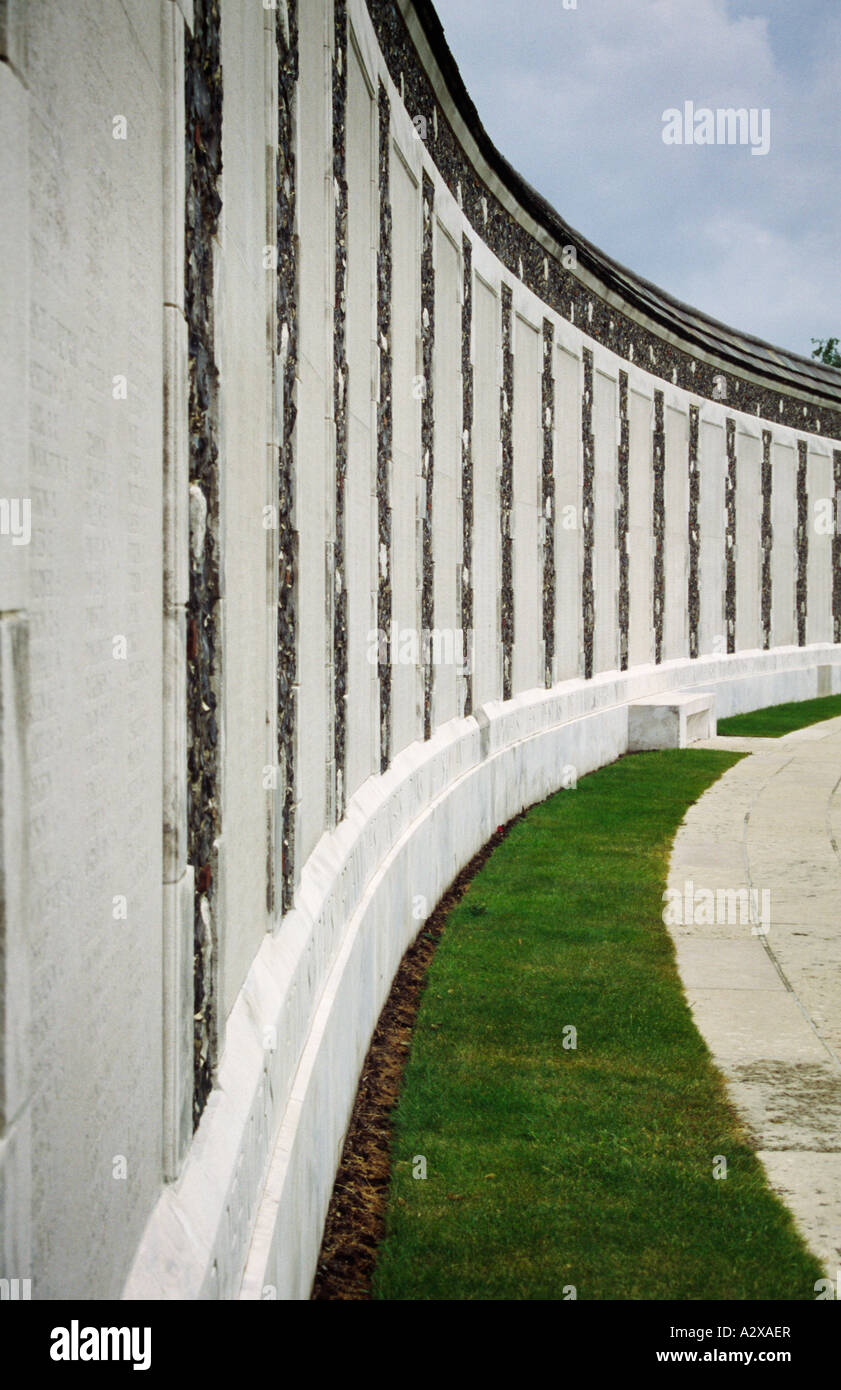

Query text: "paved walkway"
[666, 717, 841, 1279]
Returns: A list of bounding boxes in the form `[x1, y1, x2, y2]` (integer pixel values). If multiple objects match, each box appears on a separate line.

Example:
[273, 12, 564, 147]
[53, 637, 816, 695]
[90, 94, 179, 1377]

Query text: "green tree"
[811, 337, 841, 368]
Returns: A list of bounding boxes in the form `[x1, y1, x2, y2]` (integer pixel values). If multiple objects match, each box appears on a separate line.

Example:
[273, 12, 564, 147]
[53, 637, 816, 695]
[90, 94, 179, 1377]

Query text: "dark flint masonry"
[333, 1, 349, 809]
[461, 235, 474, 716]
[500, 284, 514, 699]
[377, 81, 394, 771]
[652, 390, 665, 664]
[186, 0, 223, 1128]
[277, 0, 298, 907]
[581, 348, 595, 678]
[542, 320, 556, 686]
[834, 450, 841, 644]
[421, 173, 435, 738]
[688, 404, 700, 658]
[617, 370, 630, 670]
[796, 440, 808, 646]
[725, 418, 737, 654]
[761, 429, 773, 650]
[275, 0, 298, 906]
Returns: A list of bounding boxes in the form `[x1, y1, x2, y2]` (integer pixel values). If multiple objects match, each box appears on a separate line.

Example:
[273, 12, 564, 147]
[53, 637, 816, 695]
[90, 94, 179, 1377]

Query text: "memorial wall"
[1, 0, 840, 1299]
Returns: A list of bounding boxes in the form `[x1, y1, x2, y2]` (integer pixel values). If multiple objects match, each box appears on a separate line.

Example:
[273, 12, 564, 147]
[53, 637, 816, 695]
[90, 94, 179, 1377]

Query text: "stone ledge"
[122, 645, 841, 1301]
[629, 690, 716, 750]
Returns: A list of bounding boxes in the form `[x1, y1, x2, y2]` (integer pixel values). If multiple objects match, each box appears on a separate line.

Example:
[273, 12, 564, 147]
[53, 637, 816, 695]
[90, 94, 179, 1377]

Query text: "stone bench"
[628, 691, 716, 751]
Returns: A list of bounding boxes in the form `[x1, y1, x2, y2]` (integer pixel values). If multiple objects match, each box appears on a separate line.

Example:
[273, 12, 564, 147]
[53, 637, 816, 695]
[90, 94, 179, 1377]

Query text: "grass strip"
[372, 750, 824, 1300]
[717, 693, 841, 738]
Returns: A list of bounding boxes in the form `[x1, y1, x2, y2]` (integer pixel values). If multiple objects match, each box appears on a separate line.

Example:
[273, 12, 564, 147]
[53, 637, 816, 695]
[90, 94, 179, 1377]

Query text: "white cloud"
[434, 0, 841, 354]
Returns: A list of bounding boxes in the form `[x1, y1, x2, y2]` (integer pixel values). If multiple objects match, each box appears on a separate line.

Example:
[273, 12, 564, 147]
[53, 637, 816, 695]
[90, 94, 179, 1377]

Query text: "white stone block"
[162, 867, 194, 1180]
[0, 62, 29, 615]
[0, 615, 29, 1136]
[0, 1112, 31, 1283]
[162, 606, 187, 884]
[171, 0, 193, 35]
[162, 6, 186, 313]
[163, 308, 189, 610]
[629, 690, 716, 750]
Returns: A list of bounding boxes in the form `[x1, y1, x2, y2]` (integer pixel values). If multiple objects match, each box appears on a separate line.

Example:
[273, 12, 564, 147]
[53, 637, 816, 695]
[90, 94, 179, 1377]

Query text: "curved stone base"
[123, 644, 841, 1300]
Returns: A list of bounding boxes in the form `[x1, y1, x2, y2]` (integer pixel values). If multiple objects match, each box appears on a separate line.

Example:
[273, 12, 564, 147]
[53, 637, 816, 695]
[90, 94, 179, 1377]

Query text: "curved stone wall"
[128, 0, 841, 1301]
[2, 0, 839, 1301]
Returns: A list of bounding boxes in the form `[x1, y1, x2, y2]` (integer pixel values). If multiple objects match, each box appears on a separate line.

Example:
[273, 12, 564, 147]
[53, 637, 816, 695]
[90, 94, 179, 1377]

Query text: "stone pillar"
[161, 0, 193, 1183]
[807, 442, 833, 645]
[627, 381, 654, 668]
[664, 400, 689, 662]
[0, 0, 31, 1291]
[771, 436, 797, 648]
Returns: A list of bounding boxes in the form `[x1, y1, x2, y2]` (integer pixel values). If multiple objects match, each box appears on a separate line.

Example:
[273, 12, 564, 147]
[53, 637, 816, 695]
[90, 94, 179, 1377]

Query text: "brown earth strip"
[310, 811, 525, 1300]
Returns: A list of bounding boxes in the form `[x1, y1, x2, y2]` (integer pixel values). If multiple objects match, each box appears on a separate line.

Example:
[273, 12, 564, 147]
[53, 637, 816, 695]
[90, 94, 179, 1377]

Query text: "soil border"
[310, 811, 525, 1299]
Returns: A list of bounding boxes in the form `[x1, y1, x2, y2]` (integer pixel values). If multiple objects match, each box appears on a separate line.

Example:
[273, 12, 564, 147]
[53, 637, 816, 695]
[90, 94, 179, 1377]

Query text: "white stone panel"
[24, 0, 165, 1298]
[432, 223, 461, 728]
[512, 315, 541, 694]
[593, 367, 618, 674]
[699, 417, 727, 656]
[218, 1, 273, 1023]
[771, 441, 797, 648]
[296, 0, 331, 846]
[664, 404, 689, 661]
[389, 144, 422, 757]
[345, 41, 377, 797]
[627, 386, 653, 668]
[808, 447, 833, 645]
[472, 275, 501, 707]
[0, 615, 30, 1280]
[553, 343, 581, 682]
[735, 429, 762, 652]
[0, 62, 29, 614]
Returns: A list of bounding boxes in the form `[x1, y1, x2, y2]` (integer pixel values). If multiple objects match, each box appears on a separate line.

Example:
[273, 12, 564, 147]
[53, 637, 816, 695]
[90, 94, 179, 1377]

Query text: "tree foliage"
[811, 337, 841, 368]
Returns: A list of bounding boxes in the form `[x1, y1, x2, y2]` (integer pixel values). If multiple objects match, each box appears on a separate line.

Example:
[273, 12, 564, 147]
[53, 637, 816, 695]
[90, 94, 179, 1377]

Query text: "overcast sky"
[433, 0, 840, 360]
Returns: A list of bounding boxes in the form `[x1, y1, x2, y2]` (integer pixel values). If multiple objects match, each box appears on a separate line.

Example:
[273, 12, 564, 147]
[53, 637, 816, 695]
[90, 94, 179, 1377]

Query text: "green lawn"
[717, 693, 841, 738]
[372, 750, 824, 1300]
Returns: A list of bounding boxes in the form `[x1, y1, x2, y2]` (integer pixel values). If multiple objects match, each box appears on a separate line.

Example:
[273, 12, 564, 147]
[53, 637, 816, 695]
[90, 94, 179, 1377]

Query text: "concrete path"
[666, 717, 841, 1279]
